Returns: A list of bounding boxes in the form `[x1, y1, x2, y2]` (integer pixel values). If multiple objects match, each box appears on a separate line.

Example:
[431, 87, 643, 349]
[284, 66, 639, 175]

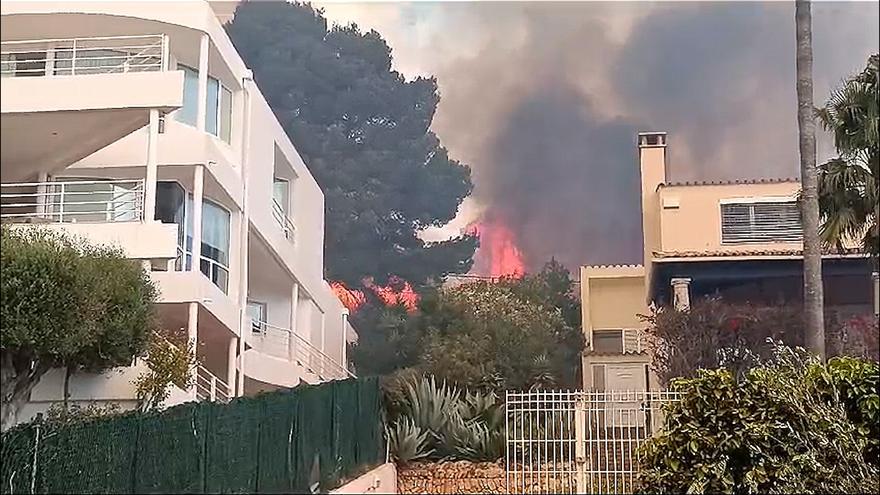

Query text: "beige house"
[1, 1, 355, 424]
[581, 132, 878, 391]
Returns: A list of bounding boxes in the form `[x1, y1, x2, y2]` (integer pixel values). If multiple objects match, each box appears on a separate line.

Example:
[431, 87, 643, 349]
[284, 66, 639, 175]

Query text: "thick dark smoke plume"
[323, 1, 880, 270]
[428, 1, 878, 269]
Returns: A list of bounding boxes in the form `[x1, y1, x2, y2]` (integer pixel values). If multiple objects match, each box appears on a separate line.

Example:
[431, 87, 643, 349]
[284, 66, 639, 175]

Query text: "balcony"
[271, 199, 295, 243]
[245, 320, 353, 386]
[194, 364, 231, 403]
[0, 178, 179, 263]
[1, 34, 168, 77]
[0, 35, 183, 180]
[0, 178, 144, 223]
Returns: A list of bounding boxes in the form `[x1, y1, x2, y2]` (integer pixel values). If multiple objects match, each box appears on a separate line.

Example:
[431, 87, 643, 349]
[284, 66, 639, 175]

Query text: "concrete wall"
[658, 181, 802, 255]
[331, 463, 397, 494]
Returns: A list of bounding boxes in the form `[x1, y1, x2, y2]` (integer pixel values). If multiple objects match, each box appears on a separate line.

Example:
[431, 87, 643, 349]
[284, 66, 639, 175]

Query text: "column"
[35, 171, 48, 217]
[144, 109, 159, 221]
[320, 312, 326, 354]
[196, 33, 209, 132]
[187, 302, 199, 399]
[873, 272, 879, 316]
[236, 77, 251, 398]
[226, 336, 237, 398]
[341, 310, 349, 375]
[288, 283, 299, 361]
[670, 278, 692, 311]
[190, 164, 204, 272]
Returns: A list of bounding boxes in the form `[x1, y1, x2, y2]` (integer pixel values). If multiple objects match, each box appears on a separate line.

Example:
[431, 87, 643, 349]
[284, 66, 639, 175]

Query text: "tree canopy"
[817, 54, 878, 256]
[350, 260, 584, 391]
[227, 1, 477, 287]
[0, 226, 157, 428]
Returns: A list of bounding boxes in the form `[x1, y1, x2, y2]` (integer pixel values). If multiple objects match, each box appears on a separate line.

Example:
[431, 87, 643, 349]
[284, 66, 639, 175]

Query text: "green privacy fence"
[0, 377, 385, 494]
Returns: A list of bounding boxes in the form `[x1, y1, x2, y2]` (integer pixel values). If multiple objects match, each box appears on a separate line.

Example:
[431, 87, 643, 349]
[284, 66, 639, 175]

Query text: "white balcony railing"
[271, 199, 295, 242]
[254, 321, 354, 382]
[0, 179, 144, 223]
[195, 364, 231, 403]
[1, 34, 168, 78]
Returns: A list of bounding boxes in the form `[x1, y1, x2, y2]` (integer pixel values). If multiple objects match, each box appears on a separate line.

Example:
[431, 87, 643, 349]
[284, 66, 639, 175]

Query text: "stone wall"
[397, 461, 506, 494]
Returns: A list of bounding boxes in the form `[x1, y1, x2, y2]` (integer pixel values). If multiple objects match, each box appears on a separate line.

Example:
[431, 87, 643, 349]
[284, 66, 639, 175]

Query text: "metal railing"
[254, 321, 354, 381]
[195, 364, 231, 403]
[1, 179, 144, 223]
[1, 34, 168, 77]
[175, 247, 230, 294]
[271, 199, 295, 241]
[506, 390, 681, 494]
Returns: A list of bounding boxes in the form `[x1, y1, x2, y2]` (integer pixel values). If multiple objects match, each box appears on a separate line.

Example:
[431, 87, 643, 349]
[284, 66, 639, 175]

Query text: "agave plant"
[387, 416, 433, 464]
[385, 373, 506, 463]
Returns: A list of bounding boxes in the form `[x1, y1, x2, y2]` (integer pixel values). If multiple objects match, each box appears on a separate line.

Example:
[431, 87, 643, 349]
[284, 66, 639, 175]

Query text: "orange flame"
[330, 281, 367, 312]
[468, 218, 525, 278]
[330, 277, 419, 314]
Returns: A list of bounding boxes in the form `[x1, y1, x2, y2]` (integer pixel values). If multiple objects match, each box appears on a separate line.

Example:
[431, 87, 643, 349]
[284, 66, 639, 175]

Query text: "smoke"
[318, 1, 880, 269]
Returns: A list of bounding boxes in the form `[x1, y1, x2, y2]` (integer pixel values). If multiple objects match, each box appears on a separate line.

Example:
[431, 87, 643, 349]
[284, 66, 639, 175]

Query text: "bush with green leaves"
[1, 226, 157, 428]
[384, 373, 505, 464]
[636, 345, 880, 494]
[133, 331, 199, 411]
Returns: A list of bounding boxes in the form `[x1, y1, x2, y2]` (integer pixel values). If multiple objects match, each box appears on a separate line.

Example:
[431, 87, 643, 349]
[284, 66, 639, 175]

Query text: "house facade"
[0, 0, 355, 423]
[581, 132, 878, 391]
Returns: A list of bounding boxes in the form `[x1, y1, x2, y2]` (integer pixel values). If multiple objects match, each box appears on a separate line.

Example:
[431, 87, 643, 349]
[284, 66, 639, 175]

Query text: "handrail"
[271, 199, 295, 241]
[255, 320, 355, 381]
[0, 179, 144, 223]
[153, 335, 232, 403]
[195, 364, 230, 403]
[1, 34, 166, 77]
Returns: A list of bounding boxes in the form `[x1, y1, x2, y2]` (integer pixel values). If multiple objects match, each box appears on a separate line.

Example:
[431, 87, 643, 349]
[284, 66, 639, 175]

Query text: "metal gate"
[505, 390, 680, 494]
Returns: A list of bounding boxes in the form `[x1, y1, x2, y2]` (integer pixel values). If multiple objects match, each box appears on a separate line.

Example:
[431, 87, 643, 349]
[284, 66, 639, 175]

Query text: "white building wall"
[1, 0, 355, 422]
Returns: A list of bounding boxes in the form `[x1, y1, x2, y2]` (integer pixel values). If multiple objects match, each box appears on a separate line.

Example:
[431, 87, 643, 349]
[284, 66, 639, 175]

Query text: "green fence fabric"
[0, 377, 384, 495]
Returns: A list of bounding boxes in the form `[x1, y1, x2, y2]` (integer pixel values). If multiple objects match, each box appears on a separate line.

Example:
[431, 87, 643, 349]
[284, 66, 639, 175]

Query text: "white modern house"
[0, 0, 355, 423]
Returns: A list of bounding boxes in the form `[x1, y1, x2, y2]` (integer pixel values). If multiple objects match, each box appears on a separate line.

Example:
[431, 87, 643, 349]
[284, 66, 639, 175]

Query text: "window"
[176, 64, 232, 143]
[176, 65, 198, 126]
[220, 85, 233, 143]
[54, 48, 128, 75]
[247, 301, 267, 333]
[591, 365, 606, 392]
[206, 76, 233, 143]
[155, 181, 230, 293]
[592, 329, 623, 353]
[721, 200, 801, 244]
[206, 75, 219, 135]
[53, 179, 140, 223]
[3, 52, 46, 77]
[156, 182, 186, 266]
[272, 178, 293, 239]
[187, 197, 230, 293]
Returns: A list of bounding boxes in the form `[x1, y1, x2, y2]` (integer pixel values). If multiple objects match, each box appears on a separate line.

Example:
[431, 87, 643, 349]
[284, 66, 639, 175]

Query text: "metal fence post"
[574, 395, 586, 494]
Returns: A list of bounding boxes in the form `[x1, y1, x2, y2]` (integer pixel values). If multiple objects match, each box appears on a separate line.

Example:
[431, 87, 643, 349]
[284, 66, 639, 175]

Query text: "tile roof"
[659, 177, 799, 188]
[653, 246, 866, 259]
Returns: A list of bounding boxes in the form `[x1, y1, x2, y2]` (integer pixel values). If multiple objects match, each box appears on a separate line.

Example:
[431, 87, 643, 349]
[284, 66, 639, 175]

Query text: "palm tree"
[816, 55, 879, 258]
[795, 0, 825, 359]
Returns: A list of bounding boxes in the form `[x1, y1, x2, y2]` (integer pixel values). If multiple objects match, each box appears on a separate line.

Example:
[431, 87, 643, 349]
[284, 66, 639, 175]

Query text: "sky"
[314, 0, 880, 269]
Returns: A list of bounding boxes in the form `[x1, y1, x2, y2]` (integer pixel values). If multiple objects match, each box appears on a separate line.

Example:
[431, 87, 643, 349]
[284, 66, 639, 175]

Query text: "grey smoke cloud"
[319, 1, 880, 269]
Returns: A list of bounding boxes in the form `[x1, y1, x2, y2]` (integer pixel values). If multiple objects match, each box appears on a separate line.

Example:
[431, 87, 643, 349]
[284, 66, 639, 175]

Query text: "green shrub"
[636, 345, 879, 494]
[807, 356, 879, 466]
[1, 226, 158, 428]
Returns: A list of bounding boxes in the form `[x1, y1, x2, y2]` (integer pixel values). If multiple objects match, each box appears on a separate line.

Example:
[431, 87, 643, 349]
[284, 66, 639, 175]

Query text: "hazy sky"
[315, 0, 880, 268]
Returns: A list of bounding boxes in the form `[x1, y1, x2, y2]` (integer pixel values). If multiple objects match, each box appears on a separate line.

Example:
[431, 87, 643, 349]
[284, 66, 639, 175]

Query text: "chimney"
[637, 132, 667, 287]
